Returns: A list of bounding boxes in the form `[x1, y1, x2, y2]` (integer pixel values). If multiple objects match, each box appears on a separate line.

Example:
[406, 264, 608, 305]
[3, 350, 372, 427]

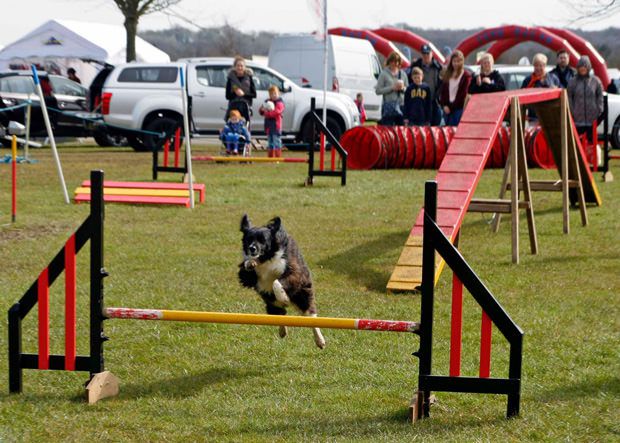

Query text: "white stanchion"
[31, 65, 69, 204]
[179, 66, 195, 209]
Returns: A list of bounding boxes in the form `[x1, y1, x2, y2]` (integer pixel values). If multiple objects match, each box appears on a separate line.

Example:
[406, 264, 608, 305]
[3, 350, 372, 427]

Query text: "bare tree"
[112, 0, 182, 61]
[566, 0, 620, 25]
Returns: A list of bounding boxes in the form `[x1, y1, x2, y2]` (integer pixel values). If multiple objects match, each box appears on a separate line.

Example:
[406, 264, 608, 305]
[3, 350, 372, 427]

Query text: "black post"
[419, 180, 438, 417]
[603, 93, 609, 176]
[152, 144, 159, 181]
[506, 334, 523, 417]
[8, 303, 22, 393]
[89, 170, 106, 376]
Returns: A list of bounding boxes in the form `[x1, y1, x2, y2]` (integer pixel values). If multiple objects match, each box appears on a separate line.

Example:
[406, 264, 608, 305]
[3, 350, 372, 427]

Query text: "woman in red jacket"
[439, 50, 471, 126]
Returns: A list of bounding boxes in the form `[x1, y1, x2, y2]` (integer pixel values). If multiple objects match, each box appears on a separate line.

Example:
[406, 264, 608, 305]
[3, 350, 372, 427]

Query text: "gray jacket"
[375, 67, 408, 105]
[568, 74, 603, 127]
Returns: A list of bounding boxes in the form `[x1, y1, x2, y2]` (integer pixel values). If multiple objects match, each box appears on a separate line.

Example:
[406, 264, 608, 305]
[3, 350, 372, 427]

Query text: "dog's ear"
[268, 216, 281, 233]
[240, 214, 251, 232]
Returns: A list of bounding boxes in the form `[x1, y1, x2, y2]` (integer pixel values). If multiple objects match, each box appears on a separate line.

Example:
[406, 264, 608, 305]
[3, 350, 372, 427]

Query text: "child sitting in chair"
[220, 109, 251, 155]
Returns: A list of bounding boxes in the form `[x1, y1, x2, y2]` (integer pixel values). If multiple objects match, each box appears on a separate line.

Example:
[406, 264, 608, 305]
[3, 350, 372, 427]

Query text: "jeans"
[222, 132, 243, 153]
[444, 108, 464, 126]
[430, 101, 443, 126]
[268, 132, 282, 149]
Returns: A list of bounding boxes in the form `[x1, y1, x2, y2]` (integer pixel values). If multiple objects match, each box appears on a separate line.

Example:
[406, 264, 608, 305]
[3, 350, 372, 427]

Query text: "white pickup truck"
[101, 58, 361, 151]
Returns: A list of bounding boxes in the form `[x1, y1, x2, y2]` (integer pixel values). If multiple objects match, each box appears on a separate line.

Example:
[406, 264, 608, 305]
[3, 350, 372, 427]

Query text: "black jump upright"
[8, 170, 107, 393]
[306, 97, 348, 186]
[415, 180, 524, 420]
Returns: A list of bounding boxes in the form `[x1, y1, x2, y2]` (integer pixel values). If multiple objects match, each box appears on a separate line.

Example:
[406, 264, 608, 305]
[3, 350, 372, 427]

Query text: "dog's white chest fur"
[254, 249, 287, 294]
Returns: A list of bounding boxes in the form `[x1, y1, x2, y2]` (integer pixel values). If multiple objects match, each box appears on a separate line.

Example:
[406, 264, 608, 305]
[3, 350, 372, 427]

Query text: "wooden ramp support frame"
[468, 96, 538, 264]
[499, 90, 589, 234]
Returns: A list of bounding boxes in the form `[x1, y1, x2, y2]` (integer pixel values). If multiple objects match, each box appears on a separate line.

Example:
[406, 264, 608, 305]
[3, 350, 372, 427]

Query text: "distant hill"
[140, 25, 620, 69]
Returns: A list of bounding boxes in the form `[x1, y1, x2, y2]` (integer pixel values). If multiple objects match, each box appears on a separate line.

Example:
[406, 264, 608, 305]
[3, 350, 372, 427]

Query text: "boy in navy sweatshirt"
[403, 67, 432, 126]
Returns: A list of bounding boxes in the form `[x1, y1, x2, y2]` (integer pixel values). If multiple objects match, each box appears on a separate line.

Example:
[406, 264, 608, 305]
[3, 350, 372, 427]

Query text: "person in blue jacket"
[403, 67, 432, 126]
[220, 109, 251, 155]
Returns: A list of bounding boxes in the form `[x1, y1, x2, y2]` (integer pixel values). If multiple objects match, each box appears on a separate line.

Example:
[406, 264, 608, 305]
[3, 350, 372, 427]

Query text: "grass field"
[0, 142, 618, 442]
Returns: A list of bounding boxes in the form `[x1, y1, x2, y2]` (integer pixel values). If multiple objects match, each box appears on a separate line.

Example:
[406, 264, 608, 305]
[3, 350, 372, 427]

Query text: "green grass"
[0, 142, 618, 442]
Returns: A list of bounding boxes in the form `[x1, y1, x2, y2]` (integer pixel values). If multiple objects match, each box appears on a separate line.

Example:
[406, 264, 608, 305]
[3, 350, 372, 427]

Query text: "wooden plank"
[82, 180, 206, 202]
[396, 245, 423, 264]
[436, 171, 477, 191]
[75, 194, 190, 206]
[437, 190, 468, 210]
[439, 154, 487, 173]
[86, 371, 120, 404]
[452, 123, 498, 140]
[75, 187, 192, 198]
[445, 138, 491, 156]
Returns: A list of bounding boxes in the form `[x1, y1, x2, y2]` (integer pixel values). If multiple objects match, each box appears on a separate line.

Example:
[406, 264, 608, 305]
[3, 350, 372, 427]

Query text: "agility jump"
[8, 170, 522, 422]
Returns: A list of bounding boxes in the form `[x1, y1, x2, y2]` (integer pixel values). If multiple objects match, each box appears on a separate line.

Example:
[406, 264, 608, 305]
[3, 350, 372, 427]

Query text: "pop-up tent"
[0, 19, 170, 85]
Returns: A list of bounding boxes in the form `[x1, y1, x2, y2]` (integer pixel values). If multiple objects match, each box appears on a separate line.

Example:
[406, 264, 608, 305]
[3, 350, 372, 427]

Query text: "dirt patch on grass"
[0, 221, 73, 244]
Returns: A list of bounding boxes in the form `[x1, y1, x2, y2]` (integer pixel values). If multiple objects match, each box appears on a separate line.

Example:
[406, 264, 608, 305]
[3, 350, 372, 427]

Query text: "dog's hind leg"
[304, 311, 326, 349]
[266, 303, 288, 339]
[272, 280, 290, 305]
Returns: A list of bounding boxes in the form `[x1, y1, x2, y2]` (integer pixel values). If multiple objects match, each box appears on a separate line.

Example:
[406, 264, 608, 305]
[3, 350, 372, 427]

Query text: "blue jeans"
[222, 132, 243, 152]
[268, 133, 282, 149]
[445, 108, 464, 126]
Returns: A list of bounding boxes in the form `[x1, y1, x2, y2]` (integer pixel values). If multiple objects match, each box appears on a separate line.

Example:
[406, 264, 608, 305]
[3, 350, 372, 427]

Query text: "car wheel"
[93, 130, 128, 148]
[126, 135, 149, 152]
[611, 115, 620, 150]
[144, 116, 183, 152]
[300, 115, 344, 148]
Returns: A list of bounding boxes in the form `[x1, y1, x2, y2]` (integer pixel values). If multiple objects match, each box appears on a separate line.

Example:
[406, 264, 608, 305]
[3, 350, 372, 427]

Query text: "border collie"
[238, 214, 325, 349]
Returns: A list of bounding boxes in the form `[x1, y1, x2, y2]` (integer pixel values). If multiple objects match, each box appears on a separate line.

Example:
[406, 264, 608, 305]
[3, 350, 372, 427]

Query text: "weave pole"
[105, 307, 420, 333]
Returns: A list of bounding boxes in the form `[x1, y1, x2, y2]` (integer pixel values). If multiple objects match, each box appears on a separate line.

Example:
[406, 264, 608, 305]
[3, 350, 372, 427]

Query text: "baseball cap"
[421, 44, 431, 54]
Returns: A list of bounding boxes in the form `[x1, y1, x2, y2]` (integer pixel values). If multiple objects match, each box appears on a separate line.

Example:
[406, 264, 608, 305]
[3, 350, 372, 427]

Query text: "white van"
[268, 34, 382, 121]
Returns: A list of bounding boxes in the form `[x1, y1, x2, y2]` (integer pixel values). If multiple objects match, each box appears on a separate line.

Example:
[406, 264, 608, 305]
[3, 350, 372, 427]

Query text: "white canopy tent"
[0, 19, 170, 85]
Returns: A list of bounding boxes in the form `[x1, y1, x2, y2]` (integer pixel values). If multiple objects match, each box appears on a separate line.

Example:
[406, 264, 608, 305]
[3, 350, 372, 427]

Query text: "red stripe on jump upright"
[174, 128, 181, 168]
[163, 139, 170, 167]
[320, 133, 325, 171]
[449, 272, 463, 377]
[38, 268, 50, 370]
[331, 142, 336, 171]
[479, 310, 492, 378]
[64, 234, 77, 371]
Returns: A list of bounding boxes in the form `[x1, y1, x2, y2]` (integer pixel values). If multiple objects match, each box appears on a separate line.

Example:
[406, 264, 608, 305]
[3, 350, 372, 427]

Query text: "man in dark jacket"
[408, 44, 443, 126]
[549, 50, 576, 89]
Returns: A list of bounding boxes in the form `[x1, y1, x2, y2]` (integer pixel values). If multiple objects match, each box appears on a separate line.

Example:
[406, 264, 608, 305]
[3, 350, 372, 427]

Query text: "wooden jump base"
[192, 155, 307, 163]
[74, 180, 205, 207]
[104, 307, 420, 332]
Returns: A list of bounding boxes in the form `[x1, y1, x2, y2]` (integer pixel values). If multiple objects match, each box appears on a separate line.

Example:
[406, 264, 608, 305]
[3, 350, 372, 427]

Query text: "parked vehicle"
[469, 64, 620, 149]
[100, 59, 361, 151]
[268, 34, 382, 120]
[0, 71, 96, 144]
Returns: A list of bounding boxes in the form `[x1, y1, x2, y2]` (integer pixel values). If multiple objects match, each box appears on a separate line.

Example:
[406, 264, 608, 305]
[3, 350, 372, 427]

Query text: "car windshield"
[0, 76, 36, 94]
[49, 76, 87, 97]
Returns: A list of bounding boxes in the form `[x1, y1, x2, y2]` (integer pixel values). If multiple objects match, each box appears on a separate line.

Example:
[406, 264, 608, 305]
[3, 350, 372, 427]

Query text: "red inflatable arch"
[455, 25, 580, 66]
[543, 27, 610, 88]
[372, 27, 446, 65]
[328, 27, 410, 68]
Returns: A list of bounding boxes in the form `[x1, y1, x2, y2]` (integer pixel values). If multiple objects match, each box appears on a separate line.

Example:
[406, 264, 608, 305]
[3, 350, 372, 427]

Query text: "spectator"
[439, 50, 472, 126]
[403, 67, 432, 126]
[410, 44, 443, 126]
[468, 53, 505, 95]
[521, 53, 559, 89]
[259, 85, 285, 158]
[549, 50, 575, 89]
[375, 51, 408, 126]
[568, 55, 603, 141]
[67, 67, 81, 84]
[225, 55, 256, 122]
[220, 109, 250, 155]
[354, 92, 367, 124]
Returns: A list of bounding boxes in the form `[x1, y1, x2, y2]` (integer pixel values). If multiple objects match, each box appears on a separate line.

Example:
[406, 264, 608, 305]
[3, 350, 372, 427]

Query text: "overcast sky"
[2, 0, 619, 46]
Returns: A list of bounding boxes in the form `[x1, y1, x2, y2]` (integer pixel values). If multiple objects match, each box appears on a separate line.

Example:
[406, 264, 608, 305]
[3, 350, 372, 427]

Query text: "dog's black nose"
[249, 244, 258, 254]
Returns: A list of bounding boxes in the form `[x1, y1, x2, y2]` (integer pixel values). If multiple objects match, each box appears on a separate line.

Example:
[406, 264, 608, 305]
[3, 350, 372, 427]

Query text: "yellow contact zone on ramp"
[75, 187, 191, 198]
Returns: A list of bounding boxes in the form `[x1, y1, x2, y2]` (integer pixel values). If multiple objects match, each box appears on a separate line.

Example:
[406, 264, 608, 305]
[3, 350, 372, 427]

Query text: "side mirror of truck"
[281, 82, 293, 93]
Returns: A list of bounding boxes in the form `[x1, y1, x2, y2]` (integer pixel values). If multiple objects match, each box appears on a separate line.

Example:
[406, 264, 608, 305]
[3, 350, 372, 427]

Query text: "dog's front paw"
[314, 334, 326, 349]
[244, 259, 257, 270]
[279, 325, 288, 338]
